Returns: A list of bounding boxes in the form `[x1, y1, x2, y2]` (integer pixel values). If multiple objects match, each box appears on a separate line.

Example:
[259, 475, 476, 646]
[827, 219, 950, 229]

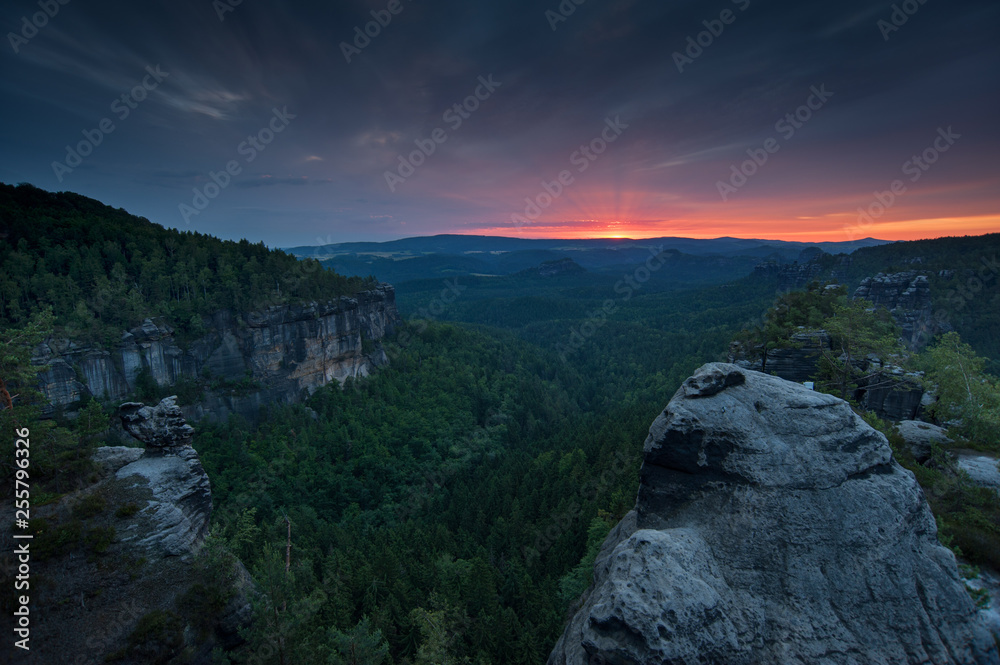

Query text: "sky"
[1, 0, 998, 247]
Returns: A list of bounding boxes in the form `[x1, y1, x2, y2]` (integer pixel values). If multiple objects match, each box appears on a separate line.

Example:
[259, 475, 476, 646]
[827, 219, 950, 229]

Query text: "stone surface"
[17, 432, 245, 664]
[855, 371, 925, 422]
[549, 363, 998, 665]
[113, 398, 212, 555]
[965, 566, 1000, 645]
[854, 272, 949, 350]
[120, 396, 195, 449]
[115, 446, 213, 556]
[956, 451, 1000, 494]
[898, 420, 952, 463]
[91, 445, 145, 475]
[33, 284, 400, 423]
[729, 331, 831, 384]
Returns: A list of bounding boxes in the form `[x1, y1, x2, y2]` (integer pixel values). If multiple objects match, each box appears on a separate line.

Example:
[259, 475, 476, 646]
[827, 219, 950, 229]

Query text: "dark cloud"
[1, 0, 997, 244]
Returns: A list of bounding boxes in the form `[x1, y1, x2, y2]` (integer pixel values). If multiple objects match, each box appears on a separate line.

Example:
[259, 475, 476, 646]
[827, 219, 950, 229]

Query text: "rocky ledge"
[24, 397, 251, 664]
[549, 363, 998, 665]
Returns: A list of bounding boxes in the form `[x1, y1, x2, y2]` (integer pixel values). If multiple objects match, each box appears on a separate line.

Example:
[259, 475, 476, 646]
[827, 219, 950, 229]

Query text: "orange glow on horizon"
[461, 214, 1000, 243]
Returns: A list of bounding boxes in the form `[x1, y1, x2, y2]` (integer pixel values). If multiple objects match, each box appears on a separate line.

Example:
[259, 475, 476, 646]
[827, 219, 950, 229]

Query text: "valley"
[1, 185, 999, 664]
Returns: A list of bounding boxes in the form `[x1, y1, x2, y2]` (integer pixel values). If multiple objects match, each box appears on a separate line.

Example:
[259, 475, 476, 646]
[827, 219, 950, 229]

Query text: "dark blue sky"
[1, 0, 998, 246]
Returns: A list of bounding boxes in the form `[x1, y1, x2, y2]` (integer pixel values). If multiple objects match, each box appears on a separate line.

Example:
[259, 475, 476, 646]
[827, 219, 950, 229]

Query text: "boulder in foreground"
[549, 363, 999, 665]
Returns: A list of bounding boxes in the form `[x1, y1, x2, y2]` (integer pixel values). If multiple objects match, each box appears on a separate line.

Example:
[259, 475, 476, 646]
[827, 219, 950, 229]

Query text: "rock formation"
[33, 284, 399, 422]
[105, 396, 213, 557]
[120, 396, 195, 449]
[898, 419, 952, 463]
[854, 272, 948, 350]
[549, 363, 998, 665]
[956, 452, 1000, 495]
[728, 331, 831, 383]
[23, 398, 252, 664]
[730, 332, 926, 422]
[855, 370, 925, 422]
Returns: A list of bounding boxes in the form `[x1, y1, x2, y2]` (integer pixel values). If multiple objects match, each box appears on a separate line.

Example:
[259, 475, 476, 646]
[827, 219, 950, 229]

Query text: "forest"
[0, 183, 374, 347]
[2, 186, 999, 663]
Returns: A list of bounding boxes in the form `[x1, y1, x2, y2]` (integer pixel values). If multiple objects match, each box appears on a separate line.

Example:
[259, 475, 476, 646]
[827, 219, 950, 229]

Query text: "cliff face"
[549, 364, 998, 665]
[854, 271, 948, 349]
[23, 397, 253, 665]
[33, 284, 399, 421]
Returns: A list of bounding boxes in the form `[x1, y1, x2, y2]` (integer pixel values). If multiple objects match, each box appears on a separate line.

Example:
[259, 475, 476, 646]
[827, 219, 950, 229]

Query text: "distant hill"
[287, 233, 888, 263]
[293, 234, 888, 286]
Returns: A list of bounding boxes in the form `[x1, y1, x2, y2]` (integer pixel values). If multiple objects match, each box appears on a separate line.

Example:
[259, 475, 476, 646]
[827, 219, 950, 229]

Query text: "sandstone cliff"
[33, 284, 399, 422]
[854, 271, 949, 350]
[549, 363, 998, 665]
[22, 397, 253, 665]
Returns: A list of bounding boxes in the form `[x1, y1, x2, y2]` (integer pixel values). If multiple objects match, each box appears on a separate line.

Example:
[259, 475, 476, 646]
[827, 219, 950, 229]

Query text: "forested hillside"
[769, 233, 1000, 373]
[0, 183, 373, 346]
[194, 274, 780, 663]
[4, 184, 996, 663]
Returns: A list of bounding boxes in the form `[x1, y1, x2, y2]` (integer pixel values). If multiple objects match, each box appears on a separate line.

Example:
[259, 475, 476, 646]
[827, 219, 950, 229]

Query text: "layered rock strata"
[33, 284, 399, 422]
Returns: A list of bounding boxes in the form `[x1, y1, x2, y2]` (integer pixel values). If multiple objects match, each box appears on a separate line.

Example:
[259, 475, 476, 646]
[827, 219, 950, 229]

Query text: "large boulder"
[25, 401, 250, 665]
[549, 363, 998, 665]
[956, 451, 1000, 495]
[120, 395, 195, 449]
[898, 420, 951, 463]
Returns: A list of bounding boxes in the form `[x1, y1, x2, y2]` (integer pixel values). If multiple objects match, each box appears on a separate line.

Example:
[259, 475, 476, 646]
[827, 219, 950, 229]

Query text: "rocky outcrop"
[751, 258, 827, 292]
[22, 398, 252, 665]
[731, 334, 926, 422]
[855, 370, 925, 422]
[111, 396, 212, 556]
[956, 451, 1000, 495]
[549, 363, 998, 665]
[33, 284, 399, 422]
[120, 396, 195, 449]
[764, 331, 830, 383]
[114, 445, 213, 557]
[898, 419, 952, 463]
[854, 272, 949, 350]
[729, 330, 831, 383]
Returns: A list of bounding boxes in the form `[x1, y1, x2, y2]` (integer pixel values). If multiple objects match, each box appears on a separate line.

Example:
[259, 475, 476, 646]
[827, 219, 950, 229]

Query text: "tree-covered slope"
[0, 183, 373, 345]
